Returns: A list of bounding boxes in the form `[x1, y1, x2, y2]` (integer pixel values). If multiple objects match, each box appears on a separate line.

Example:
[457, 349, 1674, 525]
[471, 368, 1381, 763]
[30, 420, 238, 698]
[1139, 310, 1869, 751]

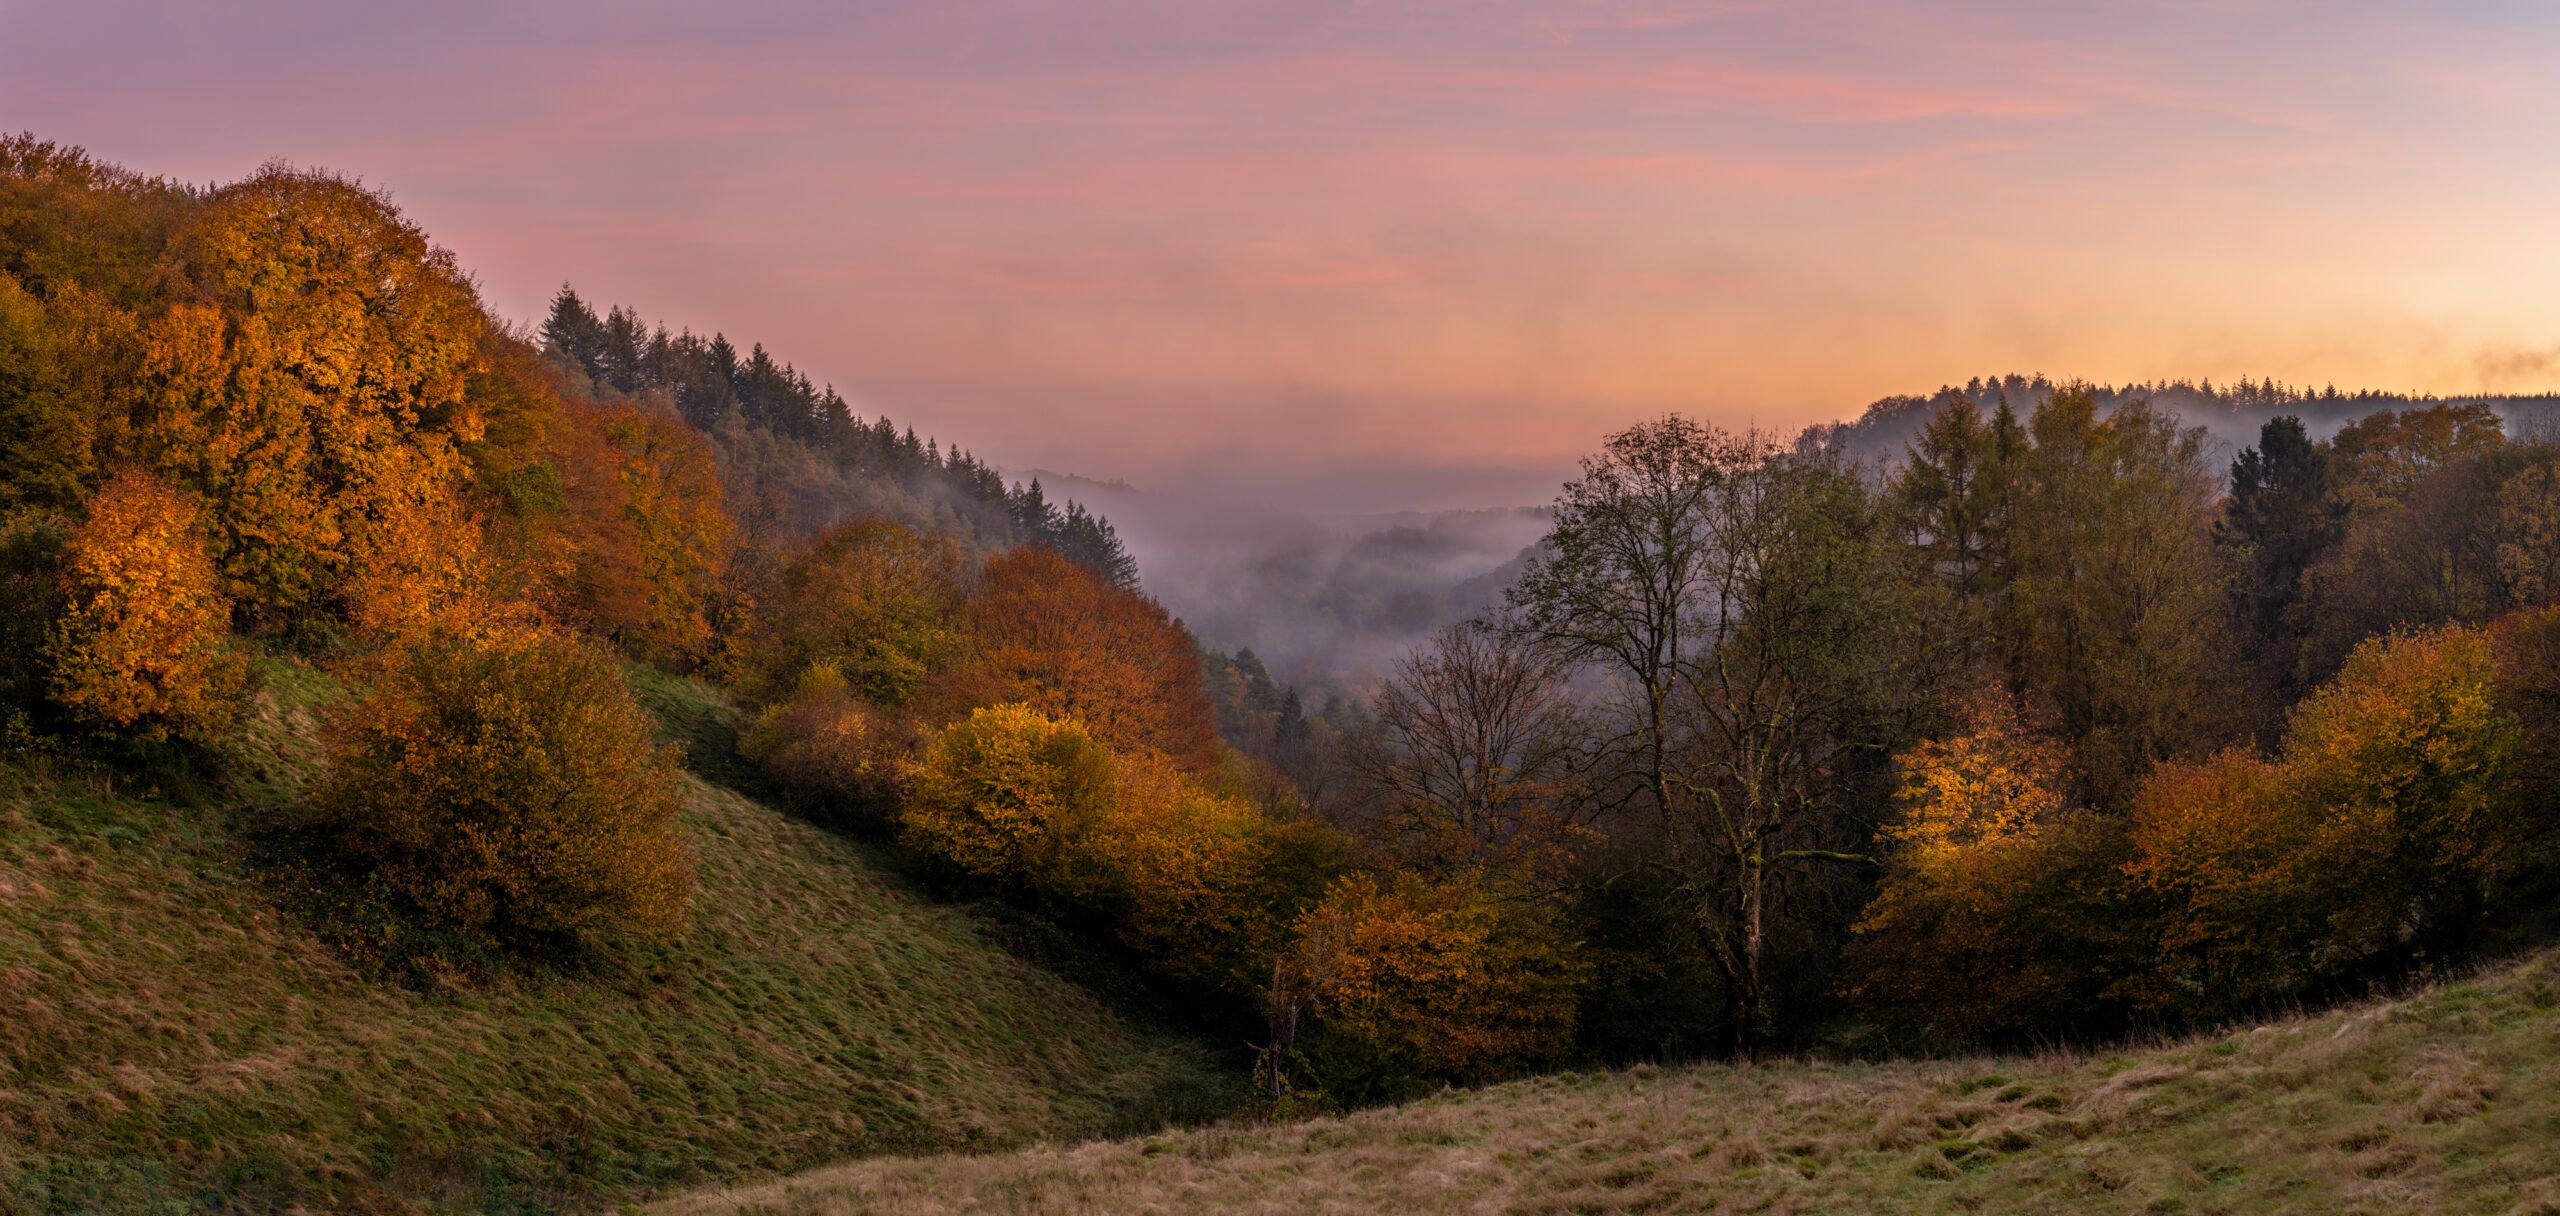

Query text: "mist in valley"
[1018, 471, 1552, 700]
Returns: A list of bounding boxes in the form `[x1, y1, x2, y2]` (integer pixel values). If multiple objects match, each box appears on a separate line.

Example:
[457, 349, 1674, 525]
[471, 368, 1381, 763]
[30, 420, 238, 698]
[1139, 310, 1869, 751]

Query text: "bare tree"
[1508, 415, 1932, 1056]
[1348, 622, 1588, 884]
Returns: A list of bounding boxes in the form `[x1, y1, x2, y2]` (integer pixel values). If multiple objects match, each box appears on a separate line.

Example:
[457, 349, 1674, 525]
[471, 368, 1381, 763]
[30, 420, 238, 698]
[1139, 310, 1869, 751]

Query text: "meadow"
[655, 947, 2560, 1216]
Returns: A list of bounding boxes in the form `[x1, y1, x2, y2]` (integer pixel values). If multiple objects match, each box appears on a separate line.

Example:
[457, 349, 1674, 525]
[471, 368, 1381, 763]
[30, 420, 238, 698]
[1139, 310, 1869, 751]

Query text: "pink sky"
[7, 1, 2558, 510]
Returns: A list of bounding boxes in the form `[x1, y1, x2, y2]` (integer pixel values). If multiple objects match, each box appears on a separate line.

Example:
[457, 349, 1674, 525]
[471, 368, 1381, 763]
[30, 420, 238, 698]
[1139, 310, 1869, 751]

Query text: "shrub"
[45, 469, 240, 741]
[899, 702, 1116, 900]
[1278, 872, 1584, 1097]
[739, 663, 924, 824]
[309, 627, 693, 952]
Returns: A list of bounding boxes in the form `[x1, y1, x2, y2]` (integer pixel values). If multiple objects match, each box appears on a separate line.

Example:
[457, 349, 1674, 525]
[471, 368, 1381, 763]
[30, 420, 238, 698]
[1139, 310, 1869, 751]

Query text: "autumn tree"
[46, 470, 240, 741]
[901, 702, 1307, 990]
[121, 166, 490, 624]
[1509, 416, 1935, 1055]
[551, 402, 732, 664]
[1274, 872, 1585, 1099]
[2491, 453, 2560, 608]
[2291, 446, 2547, 685]
[739, 516, 966, 705]
[941, 545, 1218, 772]
[2126, 625, 2529, 1016]
[1089, 749, 1286, 988]
[1845, 691, 2140, 1042]
[900, 703, 1119, 900]
[0, 273, 82, 509]
[2330, 403, 2505, 517]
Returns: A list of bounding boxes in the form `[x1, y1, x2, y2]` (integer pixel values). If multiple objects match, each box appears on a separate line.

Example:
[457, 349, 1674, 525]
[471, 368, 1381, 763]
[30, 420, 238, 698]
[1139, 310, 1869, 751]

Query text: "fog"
[1020, 471, 1552, 701]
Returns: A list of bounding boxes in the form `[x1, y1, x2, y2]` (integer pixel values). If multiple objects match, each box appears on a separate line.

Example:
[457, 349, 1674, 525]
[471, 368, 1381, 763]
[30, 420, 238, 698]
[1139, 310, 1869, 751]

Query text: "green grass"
[653, 949, 2560, 1215]
[0, 659, 1223, 1214]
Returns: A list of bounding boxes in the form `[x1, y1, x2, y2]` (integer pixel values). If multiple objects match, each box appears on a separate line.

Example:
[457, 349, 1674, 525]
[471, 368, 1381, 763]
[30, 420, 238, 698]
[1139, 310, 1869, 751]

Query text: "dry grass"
[0, 661, 1220, 1213]
[656, 953, 2560, 1216]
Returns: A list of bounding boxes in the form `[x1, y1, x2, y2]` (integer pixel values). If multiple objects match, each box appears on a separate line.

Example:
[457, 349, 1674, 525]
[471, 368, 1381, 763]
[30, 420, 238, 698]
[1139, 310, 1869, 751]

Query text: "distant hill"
[654, 945, 2560, 1215]
[1806, 373, 2560, 468]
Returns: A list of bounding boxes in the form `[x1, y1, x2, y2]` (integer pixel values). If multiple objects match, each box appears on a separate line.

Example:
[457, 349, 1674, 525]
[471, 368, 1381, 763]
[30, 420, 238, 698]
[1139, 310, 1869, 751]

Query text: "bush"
[309, 627, 693, 952]
[739, 663, 926, 824]
[1278, 872, 1584, 1098]
[46, 469, 240, 741]
[899, 702, 1116, 900]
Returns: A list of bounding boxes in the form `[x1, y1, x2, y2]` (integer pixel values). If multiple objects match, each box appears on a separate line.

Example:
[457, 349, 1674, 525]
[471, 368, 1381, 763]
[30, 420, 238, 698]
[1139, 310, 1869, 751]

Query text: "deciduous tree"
[46, 470, 239, 741]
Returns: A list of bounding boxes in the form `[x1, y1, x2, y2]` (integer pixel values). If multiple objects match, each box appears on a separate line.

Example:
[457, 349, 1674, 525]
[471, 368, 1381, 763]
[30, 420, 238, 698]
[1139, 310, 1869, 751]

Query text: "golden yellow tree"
[900, 702, 1117, 895]
[1844, 692, 2133, 1042]
[47, 469, 240, 740]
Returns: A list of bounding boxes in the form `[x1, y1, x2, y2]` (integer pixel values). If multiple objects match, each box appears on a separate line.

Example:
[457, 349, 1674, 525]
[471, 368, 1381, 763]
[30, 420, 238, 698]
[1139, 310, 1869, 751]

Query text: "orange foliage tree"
[46, 470, 240, 741]
[132, 166, 488, 622]
[941, 545, 1218, 772]
[1845, 692, 2140, 1042]
[1275, 871, 1584, 1096]
[551, 402, 732, 665]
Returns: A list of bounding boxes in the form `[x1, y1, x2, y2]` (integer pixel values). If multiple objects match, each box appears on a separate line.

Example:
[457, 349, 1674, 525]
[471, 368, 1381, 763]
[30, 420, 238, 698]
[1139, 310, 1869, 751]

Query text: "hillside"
[654, 949, 2560, 1215]
[0, 660, 1221, 1215]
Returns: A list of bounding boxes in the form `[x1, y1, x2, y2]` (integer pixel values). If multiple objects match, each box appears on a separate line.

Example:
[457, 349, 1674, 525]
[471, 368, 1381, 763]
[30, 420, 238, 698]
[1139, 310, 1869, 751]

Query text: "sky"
[6, 1, 2559, 512]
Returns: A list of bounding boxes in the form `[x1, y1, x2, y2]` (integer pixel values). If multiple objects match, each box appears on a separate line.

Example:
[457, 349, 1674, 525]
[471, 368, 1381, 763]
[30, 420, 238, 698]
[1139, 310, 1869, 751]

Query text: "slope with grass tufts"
[0, 659, 1222, 1214]
[654, 949, 2560, 1215]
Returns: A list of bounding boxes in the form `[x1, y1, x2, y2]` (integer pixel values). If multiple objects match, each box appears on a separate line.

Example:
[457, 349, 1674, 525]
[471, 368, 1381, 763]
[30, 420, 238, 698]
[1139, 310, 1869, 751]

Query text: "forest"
[3, 135, 2559, 1207]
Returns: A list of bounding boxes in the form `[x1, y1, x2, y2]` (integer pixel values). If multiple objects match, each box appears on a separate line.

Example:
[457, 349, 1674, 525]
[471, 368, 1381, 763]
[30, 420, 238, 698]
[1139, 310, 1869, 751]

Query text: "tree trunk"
[1712, 854, 1768, 1059]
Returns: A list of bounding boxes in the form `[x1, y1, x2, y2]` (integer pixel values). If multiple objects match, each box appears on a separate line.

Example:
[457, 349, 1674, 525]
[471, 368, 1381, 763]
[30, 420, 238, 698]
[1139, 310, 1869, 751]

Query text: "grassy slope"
[0, 661, 1221, 1215]
[655, 951, 2560, 1215]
